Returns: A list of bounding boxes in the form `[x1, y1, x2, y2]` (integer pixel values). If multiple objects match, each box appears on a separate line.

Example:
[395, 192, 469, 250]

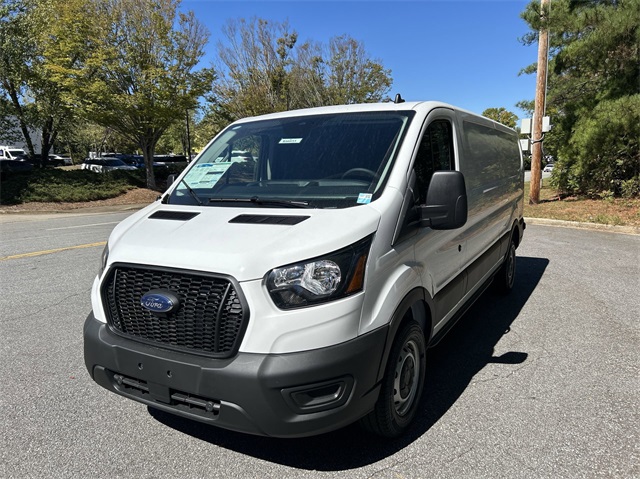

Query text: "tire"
[360, 321, 426, 438]
[495, 238, 517, 294]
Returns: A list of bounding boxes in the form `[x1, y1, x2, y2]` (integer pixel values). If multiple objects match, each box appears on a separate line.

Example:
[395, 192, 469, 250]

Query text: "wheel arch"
[374, 287, 434, 384]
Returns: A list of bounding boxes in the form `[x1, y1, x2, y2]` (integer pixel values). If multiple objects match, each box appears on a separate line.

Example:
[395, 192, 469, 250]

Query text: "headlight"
[98, 243, 109, 277]
[266, 235, 372, 309]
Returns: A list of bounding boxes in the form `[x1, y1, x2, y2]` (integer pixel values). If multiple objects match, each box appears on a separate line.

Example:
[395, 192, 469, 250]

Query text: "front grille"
[102, 265, 248, 358]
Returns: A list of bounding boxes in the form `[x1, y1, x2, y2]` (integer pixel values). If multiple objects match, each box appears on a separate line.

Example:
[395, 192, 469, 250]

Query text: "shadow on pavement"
[149, 256, 549, 470]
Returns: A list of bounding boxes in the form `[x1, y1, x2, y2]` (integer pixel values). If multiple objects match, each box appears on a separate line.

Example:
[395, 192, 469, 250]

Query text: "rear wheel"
[360, 321, 426, 437]
[495, 238, 517, 294]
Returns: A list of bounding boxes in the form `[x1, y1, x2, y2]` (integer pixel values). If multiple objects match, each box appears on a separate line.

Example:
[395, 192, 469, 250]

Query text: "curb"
[524, 217, 640, 235]
[0, 203, 151, 215]
[0, 203, 152, 223]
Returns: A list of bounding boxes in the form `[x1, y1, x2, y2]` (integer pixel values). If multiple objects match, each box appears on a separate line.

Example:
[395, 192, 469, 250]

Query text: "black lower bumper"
[83, 313, 387, 437]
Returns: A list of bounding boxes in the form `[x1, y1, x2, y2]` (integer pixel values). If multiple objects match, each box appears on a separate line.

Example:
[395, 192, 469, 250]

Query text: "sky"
[180, 0, 538, 121]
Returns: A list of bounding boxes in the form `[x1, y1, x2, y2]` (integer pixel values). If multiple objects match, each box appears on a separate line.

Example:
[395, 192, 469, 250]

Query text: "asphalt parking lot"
[0, 212, 638, 478]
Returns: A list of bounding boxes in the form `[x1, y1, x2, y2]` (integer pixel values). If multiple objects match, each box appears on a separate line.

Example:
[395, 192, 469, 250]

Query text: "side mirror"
[166, 174, 176, 189]
[419, 171, 468, 230]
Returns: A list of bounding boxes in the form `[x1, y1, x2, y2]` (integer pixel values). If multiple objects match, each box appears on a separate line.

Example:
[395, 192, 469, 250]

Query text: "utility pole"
[530, 0, 550, 205]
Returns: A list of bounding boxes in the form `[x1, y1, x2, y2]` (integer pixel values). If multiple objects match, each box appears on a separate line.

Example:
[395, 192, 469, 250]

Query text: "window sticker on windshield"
[185, 162, 232, 186]
[278, 138, 303, 144]
[357, 193, 373, 204]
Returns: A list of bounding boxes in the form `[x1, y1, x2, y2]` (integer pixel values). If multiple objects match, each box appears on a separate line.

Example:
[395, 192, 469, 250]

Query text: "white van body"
[84, 101, 525, 438]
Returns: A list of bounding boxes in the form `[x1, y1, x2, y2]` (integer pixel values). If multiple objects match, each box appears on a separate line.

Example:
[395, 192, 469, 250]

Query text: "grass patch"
[524, 181, 640, 227]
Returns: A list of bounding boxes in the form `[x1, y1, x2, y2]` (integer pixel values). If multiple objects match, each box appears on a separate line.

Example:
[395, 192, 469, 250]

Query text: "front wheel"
[360, 321, 426, 438]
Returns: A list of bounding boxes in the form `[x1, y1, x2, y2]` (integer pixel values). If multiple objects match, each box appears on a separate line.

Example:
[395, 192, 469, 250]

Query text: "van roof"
[233, 101, 457, 123]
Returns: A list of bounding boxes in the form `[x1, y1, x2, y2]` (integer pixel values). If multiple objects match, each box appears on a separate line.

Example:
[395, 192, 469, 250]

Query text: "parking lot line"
[0, 241, 107, 262]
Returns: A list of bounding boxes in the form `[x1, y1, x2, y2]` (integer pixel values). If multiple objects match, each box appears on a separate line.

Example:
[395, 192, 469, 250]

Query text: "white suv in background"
[81, 158, 138, 173]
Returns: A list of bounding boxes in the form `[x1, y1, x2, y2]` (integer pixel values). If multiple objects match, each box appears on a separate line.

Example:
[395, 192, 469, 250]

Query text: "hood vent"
[229, 214, 310, 225]
[149, 211, 201, 221]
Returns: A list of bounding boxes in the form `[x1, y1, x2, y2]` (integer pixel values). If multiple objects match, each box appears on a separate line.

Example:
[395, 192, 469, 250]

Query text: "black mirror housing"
[419, 171, 468, 230]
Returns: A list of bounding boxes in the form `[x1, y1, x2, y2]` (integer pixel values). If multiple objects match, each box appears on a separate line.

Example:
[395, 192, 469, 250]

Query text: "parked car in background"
[14, 154, 63, 167]
[118, 155, 144, 168]
[543, 163, 554, 173]
[49, 154, 73, 166]
[0, 158, 34, 176]
[81, 157, 139, 173]
[153, 154, 188, 167]
[0, 146, 27, 160]
[1, 148, 69, 167]
[40, 154, 66, 167]
[118, 155, 168, 170]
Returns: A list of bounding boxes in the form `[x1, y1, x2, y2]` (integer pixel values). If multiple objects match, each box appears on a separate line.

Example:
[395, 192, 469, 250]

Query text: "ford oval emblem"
[140, 290, 180, 314]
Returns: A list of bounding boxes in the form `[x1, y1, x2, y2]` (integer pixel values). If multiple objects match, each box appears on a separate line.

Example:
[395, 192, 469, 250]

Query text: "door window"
[414, 120, 454, 203]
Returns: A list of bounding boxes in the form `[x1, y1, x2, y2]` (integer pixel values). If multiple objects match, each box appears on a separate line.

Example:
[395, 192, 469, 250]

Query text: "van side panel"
[455, 112, 523, 279]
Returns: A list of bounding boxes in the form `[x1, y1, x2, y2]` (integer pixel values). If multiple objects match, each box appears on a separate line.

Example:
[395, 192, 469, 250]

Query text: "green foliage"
[52, 0, 213, 190]
[0, 164, 185, 205]
[481, 107, 519, 128]
[552, 95, 640, 197]
[59, 124, 138, 161]
[520, 0, 640, 197]
[0, 0, 85, 159]
[155, 109, 200, 155]
[0, 169, 137, 204]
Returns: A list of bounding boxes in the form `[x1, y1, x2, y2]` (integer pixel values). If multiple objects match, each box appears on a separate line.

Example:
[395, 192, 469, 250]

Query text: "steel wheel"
[393, 338, 421, 417]
[360, 320, 426, 437]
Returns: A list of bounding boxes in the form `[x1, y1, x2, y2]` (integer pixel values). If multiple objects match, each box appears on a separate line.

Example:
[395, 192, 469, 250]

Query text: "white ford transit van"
[84, 101, 525, 438]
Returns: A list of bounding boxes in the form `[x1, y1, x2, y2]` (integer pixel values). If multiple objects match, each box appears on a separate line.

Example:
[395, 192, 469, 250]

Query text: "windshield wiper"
[208, 196, 310, 208]
[180, 178, 203, 206]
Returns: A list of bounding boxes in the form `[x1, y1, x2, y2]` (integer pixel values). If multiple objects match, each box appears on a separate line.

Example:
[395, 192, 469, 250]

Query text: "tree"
[520, 0, 640, 197]
[67, 0, 213, 190]
[482, 107, 519, 129]
[325, 34, 392, 104]
[0, 0, 85, 164]
[208, 17, 392, 126]
[290, 34, 392, 108]
[211, 18, 297, 120]
[155, 108, 200, 156]
[1, 0, 37, 155]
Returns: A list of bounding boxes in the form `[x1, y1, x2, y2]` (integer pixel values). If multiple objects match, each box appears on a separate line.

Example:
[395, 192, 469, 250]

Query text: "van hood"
[107, 204, 381, 282]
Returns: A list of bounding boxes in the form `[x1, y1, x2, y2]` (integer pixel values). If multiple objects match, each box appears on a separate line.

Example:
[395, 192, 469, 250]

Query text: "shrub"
[0, 164, 188, 205]
[0, 169, 139, 205]
[556, 95, 640, 197]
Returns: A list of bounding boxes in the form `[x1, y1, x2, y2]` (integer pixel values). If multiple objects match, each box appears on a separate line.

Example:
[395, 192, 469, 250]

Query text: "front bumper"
[83, 313, 387, 437]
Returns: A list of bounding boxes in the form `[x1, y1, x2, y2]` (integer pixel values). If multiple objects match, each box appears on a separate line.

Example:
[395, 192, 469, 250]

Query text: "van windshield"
[168, 111, 414, 208]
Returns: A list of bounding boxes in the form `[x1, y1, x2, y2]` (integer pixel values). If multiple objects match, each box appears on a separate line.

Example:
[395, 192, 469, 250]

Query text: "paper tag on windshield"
[186, 162, 232, 186]
[278, 138, 303, 144]
[357, 193, 373, 204]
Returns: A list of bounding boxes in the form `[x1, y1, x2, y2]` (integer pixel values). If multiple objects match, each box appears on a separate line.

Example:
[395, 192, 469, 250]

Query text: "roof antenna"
[394, 93, 405, 104]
